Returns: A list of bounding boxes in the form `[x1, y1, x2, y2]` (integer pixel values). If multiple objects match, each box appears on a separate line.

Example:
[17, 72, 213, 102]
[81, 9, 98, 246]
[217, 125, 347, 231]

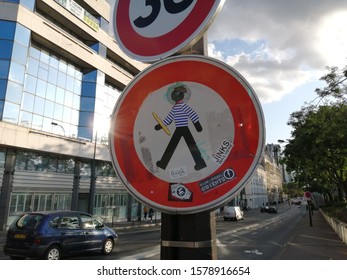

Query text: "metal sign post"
[304, 191, 313, 227]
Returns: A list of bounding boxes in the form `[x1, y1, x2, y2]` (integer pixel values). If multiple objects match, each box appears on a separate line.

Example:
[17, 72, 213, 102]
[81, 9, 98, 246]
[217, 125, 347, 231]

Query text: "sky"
[206, 0, 347, 145]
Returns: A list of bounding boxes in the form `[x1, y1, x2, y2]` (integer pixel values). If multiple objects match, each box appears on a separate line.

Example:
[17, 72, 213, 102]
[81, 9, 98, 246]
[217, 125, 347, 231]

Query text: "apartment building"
[0, 0, 147, 230]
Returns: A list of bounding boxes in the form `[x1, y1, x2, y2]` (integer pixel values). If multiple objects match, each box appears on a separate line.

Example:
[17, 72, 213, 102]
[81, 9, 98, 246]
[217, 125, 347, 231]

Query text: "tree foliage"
[282, 65, 347, 201]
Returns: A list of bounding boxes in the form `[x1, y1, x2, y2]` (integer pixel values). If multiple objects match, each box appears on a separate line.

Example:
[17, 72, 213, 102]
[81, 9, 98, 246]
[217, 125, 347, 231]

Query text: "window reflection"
[22, 92, 35, 111]
[24, 74, 37, 94]
[0, 40, 13, 59]
[46, 84, 56, 101]
[0, 60, 10, 80]
[8, 61, 25, 84]
[14, 23, 30, 47]
[0, 80, 6, 99]
[20, 111, 32, 127]
[3, 102, 19, 123]
[6, 81, 22, 104]
[0, 20, 16, 40]
[0, 149, 5, 168]
[27, 57, 39, 76]
[34, 96, 45, 115]
[54, 103, 63, 120]
[36, 79, 47, 98]
[44, 100, 54, 118]
[15, 151, 75, 174]
[3, 43, 83, 138]
[32, 114, 43, 130]
[12, 42, 28, 64]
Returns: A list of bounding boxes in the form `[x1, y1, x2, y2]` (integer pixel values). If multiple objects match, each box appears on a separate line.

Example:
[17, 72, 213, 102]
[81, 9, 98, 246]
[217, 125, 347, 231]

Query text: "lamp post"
[277, 139, 290, 183]
[88, 131, 97, 215]
[87, 115, 111, 216]
[51, 122, 65, 136]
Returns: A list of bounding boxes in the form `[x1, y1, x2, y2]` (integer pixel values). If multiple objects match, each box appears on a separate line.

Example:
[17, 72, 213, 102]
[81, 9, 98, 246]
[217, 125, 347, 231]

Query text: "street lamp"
[51, 122, 65, 136]
[87, 115, 111, 216]
[88, 131, 97, 215]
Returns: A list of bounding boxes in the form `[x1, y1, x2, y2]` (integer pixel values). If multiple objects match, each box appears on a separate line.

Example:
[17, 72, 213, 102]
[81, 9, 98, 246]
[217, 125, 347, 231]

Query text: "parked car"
[223, 206, 244, 221]
[3, 211, 118, 260]
[260, 205, 278, 214]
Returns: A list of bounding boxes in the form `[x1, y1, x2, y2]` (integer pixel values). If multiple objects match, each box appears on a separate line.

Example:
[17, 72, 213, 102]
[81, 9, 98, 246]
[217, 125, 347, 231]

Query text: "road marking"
[244, 249, 263, 255]
[119, 245, 160, 260]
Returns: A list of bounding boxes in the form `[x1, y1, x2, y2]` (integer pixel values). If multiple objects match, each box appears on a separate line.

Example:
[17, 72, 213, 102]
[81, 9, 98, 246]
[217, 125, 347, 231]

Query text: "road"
[0, 204, 305, 260]
[217, 205, 304, 259]
[68, 204, 304, 260]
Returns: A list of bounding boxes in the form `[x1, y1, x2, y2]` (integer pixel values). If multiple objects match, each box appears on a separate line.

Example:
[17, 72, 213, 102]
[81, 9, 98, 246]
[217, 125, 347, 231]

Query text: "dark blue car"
[3, 211, 118, 260]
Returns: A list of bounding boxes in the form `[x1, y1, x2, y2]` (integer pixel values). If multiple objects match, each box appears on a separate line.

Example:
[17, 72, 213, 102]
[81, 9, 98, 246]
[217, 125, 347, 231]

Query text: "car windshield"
[16, 214, 43, 229]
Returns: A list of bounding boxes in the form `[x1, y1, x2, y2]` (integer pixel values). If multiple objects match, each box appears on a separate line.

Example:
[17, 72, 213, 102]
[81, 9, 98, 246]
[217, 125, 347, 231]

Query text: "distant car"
[223, 206, 244, 221]
[260, 206, 278, 214]
[3, 211, 118, 260]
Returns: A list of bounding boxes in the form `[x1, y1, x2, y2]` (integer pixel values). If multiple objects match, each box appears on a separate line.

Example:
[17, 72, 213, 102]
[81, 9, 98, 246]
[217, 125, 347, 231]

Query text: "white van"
[223, 206, 244, 221]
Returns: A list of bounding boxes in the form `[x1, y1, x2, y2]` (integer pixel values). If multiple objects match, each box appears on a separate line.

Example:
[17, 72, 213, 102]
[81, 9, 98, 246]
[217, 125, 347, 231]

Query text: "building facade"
[0, 0, 148, 230]
[226, 144, 284, 210]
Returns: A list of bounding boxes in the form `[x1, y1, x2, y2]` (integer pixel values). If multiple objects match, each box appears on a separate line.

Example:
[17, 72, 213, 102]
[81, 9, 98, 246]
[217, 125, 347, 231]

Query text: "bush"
[321, 202, 347, 223]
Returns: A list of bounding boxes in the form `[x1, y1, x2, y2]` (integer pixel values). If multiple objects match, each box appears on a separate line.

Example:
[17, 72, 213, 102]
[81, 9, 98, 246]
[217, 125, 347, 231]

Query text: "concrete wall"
[320, 209, 347, 245]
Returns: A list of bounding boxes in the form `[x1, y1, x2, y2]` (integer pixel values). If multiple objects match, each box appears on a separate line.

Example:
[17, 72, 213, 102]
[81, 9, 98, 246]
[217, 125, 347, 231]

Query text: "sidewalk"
[274, 208, 347, 260]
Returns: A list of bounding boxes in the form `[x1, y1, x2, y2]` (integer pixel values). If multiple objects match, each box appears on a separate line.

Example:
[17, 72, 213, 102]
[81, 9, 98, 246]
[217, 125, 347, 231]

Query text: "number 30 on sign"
[113, 0, 225, 62]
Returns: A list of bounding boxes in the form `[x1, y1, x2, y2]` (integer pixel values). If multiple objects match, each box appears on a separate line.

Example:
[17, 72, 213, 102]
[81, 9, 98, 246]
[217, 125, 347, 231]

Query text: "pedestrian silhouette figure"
[154, 83, 207, 171]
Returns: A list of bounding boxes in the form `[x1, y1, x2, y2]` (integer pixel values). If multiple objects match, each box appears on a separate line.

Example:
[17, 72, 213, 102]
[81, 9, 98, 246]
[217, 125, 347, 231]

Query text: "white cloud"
[207, 0, 347, 103]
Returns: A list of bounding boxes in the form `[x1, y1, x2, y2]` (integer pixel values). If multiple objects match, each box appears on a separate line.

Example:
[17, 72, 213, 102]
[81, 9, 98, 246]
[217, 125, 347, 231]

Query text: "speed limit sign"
[112, 0, 225, 62]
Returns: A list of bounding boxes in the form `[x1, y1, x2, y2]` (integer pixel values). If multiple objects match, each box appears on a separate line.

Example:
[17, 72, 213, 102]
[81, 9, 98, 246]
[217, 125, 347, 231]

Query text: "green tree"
[282, 65, 347, 202]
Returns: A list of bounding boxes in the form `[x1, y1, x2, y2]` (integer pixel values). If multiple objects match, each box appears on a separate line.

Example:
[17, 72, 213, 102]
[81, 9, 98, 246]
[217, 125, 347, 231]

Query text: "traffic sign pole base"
[160, 211, 217, 260]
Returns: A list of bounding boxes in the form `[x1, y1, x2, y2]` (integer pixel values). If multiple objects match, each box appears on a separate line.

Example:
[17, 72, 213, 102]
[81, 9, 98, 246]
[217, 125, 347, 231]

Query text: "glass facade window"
[94, 193, 128, 218]
[9, 193, 32, 214]
[0, 40, 13, 59]
[12, 41, 28, 64]
[0, 20, 16, 40]
[9, 193, 71, 215]
[4, 43, 83, 137]
[0, 149, 5, 168]
[9, 61, 25, 84]
[5, 81, 22, 104]
[0, 80, 7, 100]
[97, 162, 116, 177]
[0, 60, 10, 79]
[3, 101, 19, 123]
[93, 83, 121, 143]
[15, 151, 75, 173]
[80, 162, 91, 176]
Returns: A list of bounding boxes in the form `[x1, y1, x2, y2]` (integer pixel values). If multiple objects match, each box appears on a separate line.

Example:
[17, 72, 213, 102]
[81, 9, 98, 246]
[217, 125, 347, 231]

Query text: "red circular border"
[110, 56, 264, 213]
[114, 0, 218, 59]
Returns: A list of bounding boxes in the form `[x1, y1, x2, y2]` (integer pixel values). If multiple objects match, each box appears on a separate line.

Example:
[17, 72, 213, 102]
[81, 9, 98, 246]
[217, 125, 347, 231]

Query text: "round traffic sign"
[109, 55, 265, 214]
[112, 0, 225, 62]
[304, 191, 312, 201]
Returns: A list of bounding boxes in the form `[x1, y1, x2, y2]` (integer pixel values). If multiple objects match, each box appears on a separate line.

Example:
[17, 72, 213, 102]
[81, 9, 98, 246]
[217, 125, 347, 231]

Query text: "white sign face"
[134, 81, 234, 183]
[113, 0, 225, 62]
[109, 55, 265, 214]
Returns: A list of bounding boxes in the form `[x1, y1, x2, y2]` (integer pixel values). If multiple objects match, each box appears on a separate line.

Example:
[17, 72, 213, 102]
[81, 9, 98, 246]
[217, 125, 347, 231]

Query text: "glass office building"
[0, 0, 147, 230]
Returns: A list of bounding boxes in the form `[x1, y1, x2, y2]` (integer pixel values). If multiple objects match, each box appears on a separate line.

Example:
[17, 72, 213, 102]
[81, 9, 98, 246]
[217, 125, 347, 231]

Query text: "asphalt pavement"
[1, 206, 346, 260]
[273, 208, 347, 260]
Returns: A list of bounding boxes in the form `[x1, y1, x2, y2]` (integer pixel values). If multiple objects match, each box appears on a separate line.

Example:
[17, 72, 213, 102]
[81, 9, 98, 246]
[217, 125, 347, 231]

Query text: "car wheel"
[102, 238, 114, 255]
[44, 245, 61, 260]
